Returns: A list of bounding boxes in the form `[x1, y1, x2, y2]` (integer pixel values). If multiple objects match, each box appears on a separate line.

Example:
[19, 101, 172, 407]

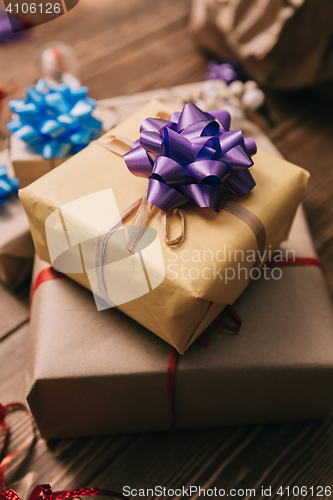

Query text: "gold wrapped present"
[19, 100, 309, 353]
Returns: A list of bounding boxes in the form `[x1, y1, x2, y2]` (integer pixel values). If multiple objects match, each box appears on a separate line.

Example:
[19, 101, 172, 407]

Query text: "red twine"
[0, 403, 36, 493]
[166, 255, 323, 429]
[266, 256, 322, 269]
[30, 267, 66, 307]
[167, 347, 178, 431]
[0, 404, 127, 500]
[0, 485, 128, 500]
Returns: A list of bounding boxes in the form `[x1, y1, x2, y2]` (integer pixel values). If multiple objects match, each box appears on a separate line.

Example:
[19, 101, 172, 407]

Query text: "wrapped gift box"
[9, 101, 116, 189]
[27, 200, 333, 437]
[0, 196, 34, 289]
[0, 148, 34, 290]
[9, 135, 67, 189]
[19, 100, 309, 353]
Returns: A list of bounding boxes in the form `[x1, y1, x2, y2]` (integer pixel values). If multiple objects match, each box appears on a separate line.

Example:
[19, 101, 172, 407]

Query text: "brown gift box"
[9, 135, 68, 189]
[27, 202, 333, 438]
[0, 197, 34, 289]
[0, 148, 34, 289]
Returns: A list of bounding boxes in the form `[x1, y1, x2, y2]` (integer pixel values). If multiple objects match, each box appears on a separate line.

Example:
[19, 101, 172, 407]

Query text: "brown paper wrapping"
[0, 196, 34, 289]
[19, 100, 309, 353]
[10, 135, 68, 189]
[190, 0, 333, 89]
[27, 203, 333, 437]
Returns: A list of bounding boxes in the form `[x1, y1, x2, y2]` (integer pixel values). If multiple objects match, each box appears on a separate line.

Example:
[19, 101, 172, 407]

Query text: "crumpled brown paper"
[190, 0, 333, 89]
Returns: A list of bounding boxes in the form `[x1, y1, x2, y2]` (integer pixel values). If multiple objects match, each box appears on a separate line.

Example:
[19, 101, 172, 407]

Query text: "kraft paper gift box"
[27, 205, 333, 438]
[9, 135, 68, 189]
[19, 100, 309, 353]
[0, 196, 34, 289]
[0, 146, 34, 289]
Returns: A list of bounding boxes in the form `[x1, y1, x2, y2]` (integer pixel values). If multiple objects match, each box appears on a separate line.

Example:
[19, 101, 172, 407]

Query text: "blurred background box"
[0, 196, 34, 289]
[0, 150, 34, 289]
[190, 0, 333, 89]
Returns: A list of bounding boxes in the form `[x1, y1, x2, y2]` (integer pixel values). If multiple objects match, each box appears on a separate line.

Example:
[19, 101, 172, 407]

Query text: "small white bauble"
[242, 88, 265, 111]
[228, 80, 244, 97]
[227, 94, 242, 109]
[243, 80, 258, 91]
[202, 80, 219, 96]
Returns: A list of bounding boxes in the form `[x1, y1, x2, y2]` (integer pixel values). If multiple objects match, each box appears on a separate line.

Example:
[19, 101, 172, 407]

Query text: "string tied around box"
[91, 104, 266, 305]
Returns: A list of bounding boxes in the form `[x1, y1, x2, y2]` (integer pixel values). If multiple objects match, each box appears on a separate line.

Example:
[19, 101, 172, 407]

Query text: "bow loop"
[140, 130, 164, 156]
[152, 157, 193, 185]
[218, 129, 244, 154]
[176, 103, 210, 132]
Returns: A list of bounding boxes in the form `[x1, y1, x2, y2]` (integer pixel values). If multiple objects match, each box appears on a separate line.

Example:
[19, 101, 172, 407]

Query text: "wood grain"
[267, 98, 333, 296]
[1, 0, 333, 497]
[0, 282, 29, 340]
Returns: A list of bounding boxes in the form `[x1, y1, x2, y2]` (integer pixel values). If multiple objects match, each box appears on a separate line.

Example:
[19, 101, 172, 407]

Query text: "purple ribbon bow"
[123, 103, 257, 212]
[205, 60, 242, 84]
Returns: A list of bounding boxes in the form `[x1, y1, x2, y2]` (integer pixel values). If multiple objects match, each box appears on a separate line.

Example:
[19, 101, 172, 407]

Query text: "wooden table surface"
[1, 0, 333, 498]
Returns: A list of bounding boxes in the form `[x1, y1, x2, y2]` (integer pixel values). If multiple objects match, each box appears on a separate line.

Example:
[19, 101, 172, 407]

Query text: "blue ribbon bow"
[0, 165, 19, 206]
[7, 79, 103, 159]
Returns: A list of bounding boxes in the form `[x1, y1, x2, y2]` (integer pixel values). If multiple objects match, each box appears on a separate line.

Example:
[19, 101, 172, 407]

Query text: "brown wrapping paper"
[27, 203, 333, 437]
[0, 196, 34, 289]
[189, 0, 333, 89]
[0, 148, 34, 289]
[10, 135, 68, 189]
[19, 100, 309, 353]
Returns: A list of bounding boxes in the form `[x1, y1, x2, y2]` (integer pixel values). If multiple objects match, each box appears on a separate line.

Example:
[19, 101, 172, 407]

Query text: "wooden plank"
[2, 325, 333, 496]
[0, 283, 29, 340]
[268, 102, 333, 296]
[0, 324, 138, 492]
[1, 0, 333, 495]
